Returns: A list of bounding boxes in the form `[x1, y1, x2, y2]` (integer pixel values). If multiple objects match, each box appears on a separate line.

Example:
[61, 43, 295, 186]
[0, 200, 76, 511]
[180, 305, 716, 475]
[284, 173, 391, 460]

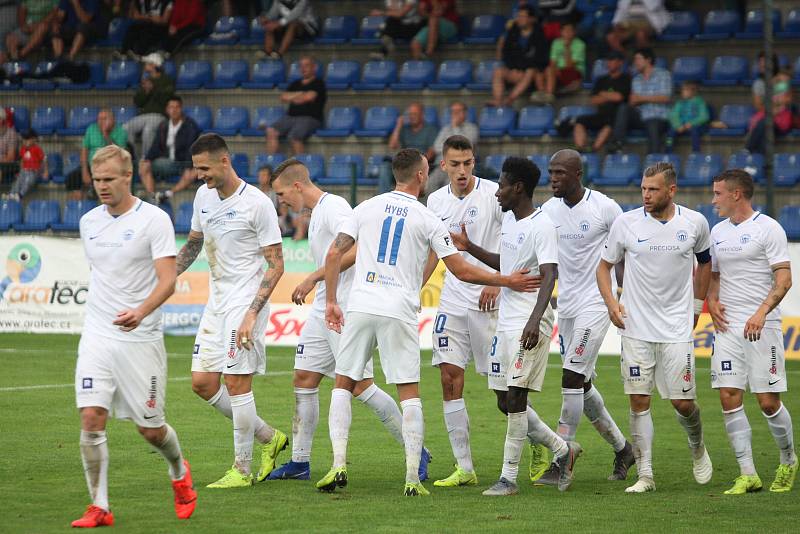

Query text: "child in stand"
[667, 80, 709, 153]
[6, 129, 47, 201]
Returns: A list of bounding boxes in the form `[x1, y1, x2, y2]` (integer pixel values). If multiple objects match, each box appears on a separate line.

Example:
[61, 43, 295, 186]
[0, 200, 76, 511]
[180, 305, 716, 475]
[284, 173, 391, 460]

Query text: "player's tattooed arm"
[248, 243, 285, 314]
[176, 230, 204, 276]
[761, 262, 793, 314]
[293, 245, 357, 304]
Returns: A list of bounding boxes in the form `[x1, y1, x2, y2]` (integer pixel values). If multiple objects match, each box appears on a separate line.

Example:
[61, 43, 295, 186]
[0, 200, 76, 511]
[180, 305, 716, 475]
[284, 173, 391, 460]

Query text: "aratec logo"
[0, 243, 42, 301]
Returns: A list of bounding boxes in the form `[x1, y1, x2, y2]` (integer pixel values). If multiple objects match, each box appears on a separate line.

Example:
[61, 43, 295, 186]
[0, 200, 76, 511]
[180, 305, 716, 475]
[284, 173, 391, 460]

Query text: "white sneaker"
[625, 477, 656, 493]
[692, 447, 713, 484]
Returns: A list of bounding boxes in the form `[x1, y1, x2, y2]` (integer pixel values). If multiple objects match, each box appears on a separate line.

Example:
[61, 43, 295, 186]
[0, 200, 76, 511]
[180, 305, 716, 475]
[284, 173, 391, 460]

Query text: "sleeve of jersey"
[254, 196, 283, 247]
[190, 191, 202, 233]
[764, 221, 791, 266]
[601, 218, 625, 264]
[534, 222, 559, 265]
[339, 208, 359, 239]
[694, 214, 712, 254]
[150, 210, 178, 259]
[331, 198, 354, 229]
[710, 234, 719, 273]
[605, 199, 624, 229]
[430, 218, 459, 259]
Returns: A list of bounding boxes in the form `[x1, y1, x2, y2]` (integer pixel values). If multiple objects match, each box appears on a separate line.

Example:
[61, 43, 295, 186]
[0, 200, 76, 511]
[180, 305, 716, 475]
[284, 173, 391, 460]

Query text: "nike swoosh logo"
[555, 225, 562, 228]
[681, 386, 694, 393]
[637, 237, 651, 243]
[441, 216, 451, 221]
[89, 235, 99, 240]
[768, 378, 782, 386]
[511, 375, 523, 380]
[226, 362, 240, 369]
[143, 414, 157, 420]
[714, 240, 726, 245]
[569, 358, 582, 364]
[201, 209, 209, 214]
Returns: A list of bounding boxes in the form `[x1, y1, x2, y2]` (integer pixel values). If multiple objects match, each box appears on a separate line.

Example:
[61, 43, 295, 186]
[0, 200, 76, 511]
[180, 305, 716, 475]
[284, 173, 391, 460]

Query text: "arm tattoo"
[176, 233, 204, 276]
[333, 233, 355, 251]
[249, 244, 285, 313]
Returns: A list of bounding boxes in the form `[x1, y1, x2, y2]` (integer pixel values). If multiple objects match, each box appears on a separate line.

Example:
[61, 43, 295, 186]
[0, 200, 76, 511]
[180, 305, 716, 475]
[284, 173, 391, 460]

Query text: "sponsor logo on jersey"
[683, 353, 692, 383]
[296, 343, 304, 355]
[629, 366, 640, 377]
[770, 346, 777, 374]
[491, 362, 501, 373]
[574, 328, 591, 356]
[366, 271, 376, 283]
[721, 360, 732, 371]
[438, 336, 449, 348]
[517, 233, 525, 245]
[225, 210, 237, 220]
[740, 233, 751, 244]
[579, 220, 590, 232]
[122, 229, 135, 241]
[514, 351, 523, 370]
[145, 375, 157, 409]
[82, 377, 93, 389]
[467, 207, 478, 218]
[228, 330, 236, 358]
[193, 344, 200, 355]
[676, 230, 688, 242]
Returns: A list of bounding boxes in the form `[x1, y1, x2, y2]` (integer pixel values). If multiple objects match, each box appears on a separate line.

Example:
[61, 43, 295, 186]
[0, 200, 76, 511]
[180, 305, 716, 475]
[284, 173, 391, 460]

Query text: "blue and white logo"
[296, 344, 304, 355]
[721, 360, 732, 371]
[579, 220, 590, 232]
[740, 234, 751, 244]
[491, 362, 501, 373]
[516, 233, 525, 245]
[676, 230, 688, 242]
[467, 207, 478, 218]
[366, 272, 376, 283]
[225, 210, 236, 219]
[438, 337, 449, 348]
[82, 378, 93, 389]
[122, 229, 134, 241]
[629, 366, 641, 377]
[193, 344, 200, 355]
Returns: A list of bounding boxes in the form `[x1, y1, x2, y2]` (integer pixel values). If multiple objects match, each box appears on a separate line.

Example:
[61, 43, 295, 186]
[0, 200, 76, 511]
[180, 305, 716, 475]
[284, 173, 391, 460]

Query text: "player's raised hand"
[478, 285, 500, 311]
[292, 277, 316, 305]
[608, 302, 626, 329]
[507, 268, 541, 292]
[707, 299, 728, 332]
[236, 310, 257, 351]
[113, 308, 145, 331]
[449, 223, 470, 251]
[325, 302, 344, 333]
[520, 317, 540, 350]
[743, 309, 766, 342]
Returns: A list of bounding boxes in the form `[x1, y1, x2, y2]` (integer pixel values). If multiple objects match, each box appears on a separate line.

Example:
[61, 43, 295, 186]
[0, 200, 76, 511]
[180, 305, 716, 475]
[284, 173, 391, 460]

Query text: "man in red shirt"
[4, 128, 47, 201]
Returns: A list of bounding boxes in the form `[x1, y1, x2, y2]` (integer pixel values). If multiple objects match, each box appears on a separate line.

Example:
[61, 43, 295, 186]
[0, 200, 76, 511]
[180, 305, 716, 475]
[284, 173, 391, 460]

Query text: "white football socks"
[208, 385, 275, 444]
[357, 383, 404, 445]
[675, 405, 705, 459]
[630, 409, 654, 480]
[80, 430, 109, 511]
[151, 424, 186, 480]
[764, 403, 797, 466]
[443, 398, 474, 473]
[557, 387, 583, 441]
[583, 386, 627, 452]
[329, 388, 352, 469]
[723, 405, 756, 476]
[230, 392, 257, 475]
[400, 398, 424, 484]
[500, 411, 527, 483]
[292, 387, 319, 463]
[527, 405, 568, 458]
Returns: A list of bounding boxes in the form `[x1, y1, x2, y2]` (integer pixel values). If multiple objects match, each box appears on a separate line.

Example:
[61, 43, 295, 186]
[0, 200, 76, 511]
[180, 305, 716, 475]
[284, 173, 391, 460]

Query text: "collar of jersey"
[390, 190, 416, 200]
[447, 176, 480, 200]
[102, 199, 143, 218]
[730, 210, 760, 227]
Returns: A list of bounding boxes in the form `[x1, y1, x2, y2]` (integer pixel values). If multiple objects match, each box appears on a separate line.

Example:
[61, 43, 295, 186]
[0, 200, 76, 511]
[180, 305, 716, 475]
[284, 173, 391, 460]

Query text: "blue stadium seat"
[174, 202, 193, 234]
[527, 154, 550, 185]
[60, 60, 105, 90]
[365, 154, 388, 183]
[708, 104, 754, 136]
[96, 17, 131, 46]
[162, 60, 177, 80]
[230, 153, 249, 180]
[9, 106, 29, 132]
[242, 59, 285, 89]
[598, 154, 641, 186]
[183, 105, 212, 130]
[0, 61, 29, 89]
[643, 153, 682, 172]
[774, 153, 800, 186]
[659, 11, 700, 41]
[59, 106, 99, 136]
[478, 107, 516, 137]
[682, 153, 722, 187]
[211, 106, 248, 135]
[391, 60, 436, 90]
[14, 200, 60, 231]
[353, 60, 397, 91]
[31, 106, 65, 135]
[422, 105, 438, 127]
[320, 154, 364, 185]
[464, 15, 506, 44]
[583, 58, 622, 89]
[351, 15, 385, 44]
[794, 57, 800, 85]
[242, 106, 285, 136]
[205, 16, 248, 44]
[704, 56, 748, 86]
[157, 200, 173, 221]
[696, 204, 724, 228]
[176, 60, 212, 90]
[466, 60, 502, 90]
[285, 60, 323, 86]
[251, 154, 286, 178]
[776, 9, 800, 38]
[354, 106, 399, 137]
[98, 60, 140, 89]
[112, 106, 136, 125]
[46, 153, 63, 183]
[510, 106, 554, 137]
[779, 206, 800, 239]
[671, 56, 707, 84]
[316, 107, 361, 137]
[64, 152, 81, 177]
[429, 60, 472, 90]
[295, 154, 325, 181]
[0, 199, 22, 230]
[581, 153, 600, 183]
[440, 105, 477, 126]
[483, 154, 508, 177]
[52, 200, 97, 231]
[316, 16, 358, 44]
[727, 152, 764, 182]
[325, 60, 360, 90]
[22, 61, 58, 91]
[697, 10, 741, 40]
[207, 60, 248, 89]
[557, 105, 595, 125]
[735, 9, 781, 39]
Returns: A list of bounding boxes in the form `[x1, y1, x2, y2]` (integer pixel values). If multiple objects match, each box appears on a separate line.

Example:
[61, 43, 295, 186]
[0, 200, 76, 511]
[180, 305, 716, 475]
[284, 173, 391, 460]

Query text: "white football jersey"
[542, 189, 622, 318]
[497, 209, 559, 332]
[602, 205, 711, 343]
[341, 190, 458, 324]
[191, 181, 282, 312]
[426, 177, 503, 311]
[80, 200, 176, 342]
[308, 192, 355, 316]
[711, 212, 790, 328]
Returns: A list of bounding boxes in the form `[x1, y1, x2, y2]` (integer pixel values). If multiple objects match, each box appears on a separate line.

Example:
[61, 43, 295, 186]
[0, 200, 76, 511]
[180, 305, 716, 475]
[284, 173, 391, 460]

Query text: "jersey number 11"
[377, 216, 405, 265]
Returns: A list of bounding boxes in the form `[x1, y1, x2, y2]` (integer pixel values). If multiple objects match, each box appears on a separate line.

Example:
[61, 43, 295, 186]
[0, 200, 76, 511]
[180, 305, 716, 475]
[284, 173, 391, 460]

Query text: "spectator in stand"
[371, 0, 424, 59]
[257, 164, 275, 199]
[4, 128, 46, 201]
[667, 80, 709, 153]
[537, 0, 582, 40]
[259, 0, 318, 60]
[572, 50, 630, 153]
[67, 108, 127, 200]
[49, 0, 109, 61]
[141, 95, 201, 201]
[751, 51, 780, 116]
[0, 1, 19, 64]
[428, 100, 478, 191]
[609, 47, 672, 154]
[389, 102, 437, 160]
[266, 55, 326, 155]
[119, 0, 172, 59]
[5, 0, 58, 60]
[410, 0, 458, 59]
[543, 21, 585, 99]
[163, 0, 205, 56]
[0, 108, 18, 182]
[124, 52, 173, 161]
[745, 69, 794, 154]
[606, 0, 668, 53]
[490, 4, 549, 107]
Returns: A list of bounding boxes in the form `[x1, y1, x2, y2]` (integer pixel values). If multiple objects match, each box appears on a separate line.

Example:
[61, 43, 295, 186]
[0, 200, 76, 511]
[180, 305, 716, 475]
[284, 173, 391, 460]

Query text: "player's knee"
[137, 425, 164, 445]
[583, 380, 593, 393]
[670, 398, 695, 416]
[506, 387, 528, 413]
[352, 378, 375, 397]
[757, 395, 781, 416]
[80, 407, 107, 431]
[495, 395, 508, 415]
[191, 379, 216, 400]
[561, 369, 585, 389]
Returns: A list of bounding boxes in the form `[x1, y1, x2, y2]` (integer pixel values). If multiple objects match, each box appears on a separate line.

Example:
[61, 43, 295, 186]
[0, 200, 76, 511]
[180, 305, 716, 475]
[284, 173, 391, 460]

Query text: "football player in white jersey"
[540, 149, 635, 483]
[72, 145, 196, 528]
[707, 169, 796, 494]
[318, 149, 539, 496]
[424, 135, 504, 488]
[597, 162, 713, 493]
[451, 157, 582, 496]
[175, 134, 288, 488]
[264, 159, 430, 481]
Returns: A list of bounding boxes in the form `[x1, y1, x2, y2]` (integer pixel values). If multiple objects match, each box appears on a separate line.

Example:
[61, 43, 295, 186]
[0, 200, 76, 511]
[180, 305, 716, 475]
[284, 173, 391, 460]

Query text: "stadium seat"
[183, 105, 212, 130]
[206, 16, 248, 45]
[366, 154, 389, 183]
[9, 106, 30, 132]
[464, 15, 506, 44]
[98, 60, 140, 89]
[316, 16, 358, 44]
[60, 60, 105, 90]
[162, 60, 177, 80]
[391, 60, 436, 90]
[174, 202, 193, 234]
[325, 60, 360, 90]
[230, 153, 249, 180]
[735, 9, 781, 39]
[112, 106, 136, 125]
[251, 153, 286, 178]
[696, 204, 724, 228]
[0, 199, 22, 230]
[351, 15, 385, 44]
[59, 106, 99, 136]
[31, 106, 65, 135]
[510, 106, 554, 137]
[557, 105, 595, 125]
[466, 60, 502, 90]
[527, 154, 550, 185]
[483, 154, 509, 177]
[354, 106, 399, 137]
[13, 200, 60, 231]
[671, 56, 707, 84]
[727, 151, 765, 182]
[0, 61, 28, 89]
[46, 153, 63, 183]
[704, 56, 748, 86]
[643, 153, 682, 171]
[794, 57, 800, 85]
[96, 17, 131, 46]
[440, 105, 477, 126]
[682, 153, 722, 187]
[659, 11, 700, 41]
[284, 60, 323, 86]
[581, 153, 600, 183]
[708, 104, 754, 136]
[21, 61, 57, 91]
[774, 153, 800, 186]
[696, 10, 741, 40]
[295, 154, 325, 181]
[422, 105, 438, 127]
[207, 60, 248, 89]
[52, 200, 97, 231]
[157, 200, 173, 220]
[478, 107, 516, 137]
[242, 59, 285, 89]
[241, 106, 285, 136]
[176, 60, 212, 90]
[598, 154, 641, 186]
[779, 206, 800, 239]
[243, 17, 264, 44]
[316, 106, 361, 137]
[353, 60, 397, 91]
[64, 152, 81, 177]
[320, 154, 364, 185]
[776, 9, 800, 38]
[211, 106, 248, 135]
[429, 60, 473, 90]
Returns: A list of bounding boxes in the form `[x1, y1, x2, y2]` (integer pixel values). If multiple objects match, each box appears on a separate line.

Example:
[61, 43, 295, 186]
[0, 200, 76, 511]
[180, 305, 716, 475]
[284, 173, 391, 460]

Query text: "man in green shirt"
[66, 108, 128, 200]
[5, 0, 58, 59]
[541, 22, 586, 101]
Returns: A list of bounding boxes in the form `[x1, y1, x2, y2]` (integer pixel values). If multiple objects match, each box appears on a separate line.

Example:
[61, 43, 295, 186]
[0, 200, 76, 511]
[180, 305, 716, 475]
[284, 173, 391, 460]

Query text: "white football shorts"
[621, 336, 696, 400]
[191, 304, 269, 375]
[711, 328, 787, 393]
[431, 306, 497, 375]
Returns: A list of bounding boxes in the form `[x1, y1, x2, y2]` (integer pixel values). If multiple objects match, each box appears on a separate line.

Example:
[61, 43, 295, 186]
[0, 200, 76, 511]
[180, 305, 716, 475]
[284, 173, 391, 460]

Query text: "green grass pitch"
[1, 333, 797, 533]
